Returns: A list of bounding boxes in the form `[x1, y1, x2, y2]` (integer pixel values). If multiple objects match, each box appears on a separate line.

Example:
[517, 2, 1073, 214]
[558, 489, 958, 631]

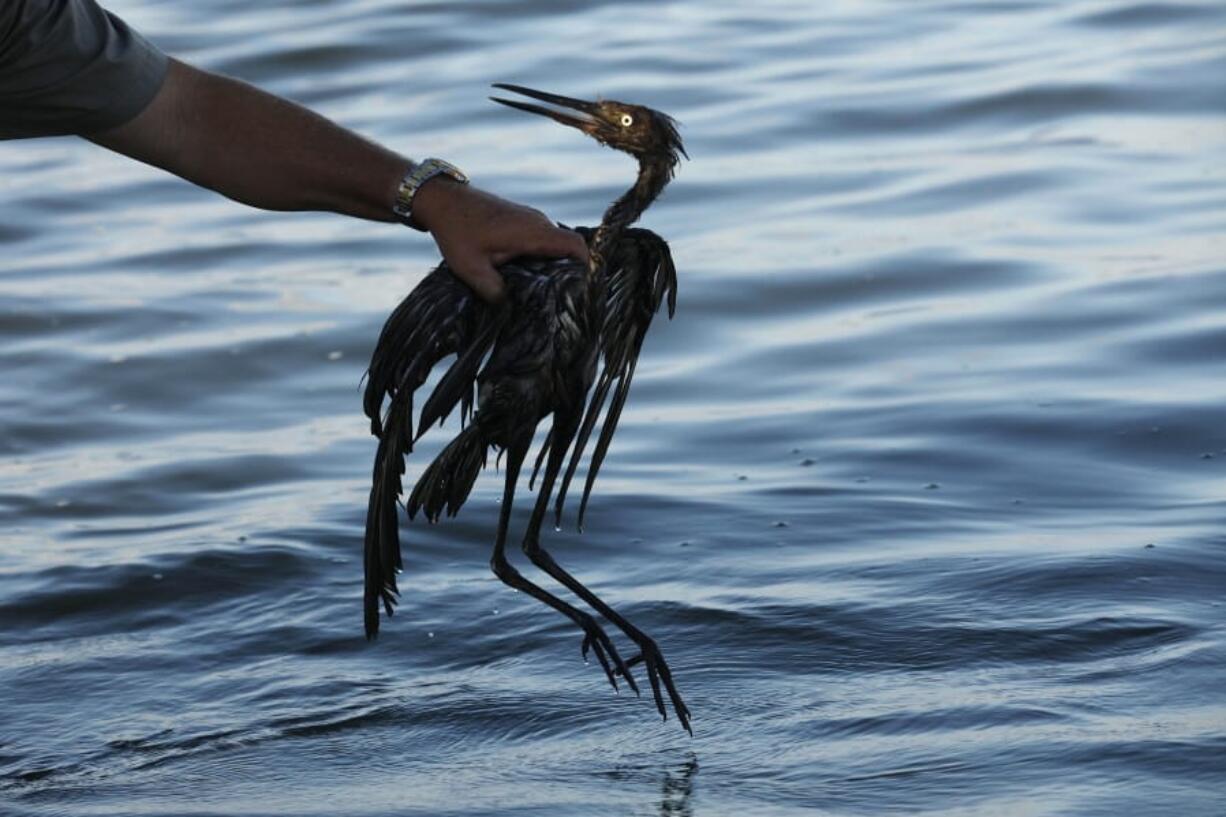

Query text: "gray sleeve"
[0, 0, 168, 140]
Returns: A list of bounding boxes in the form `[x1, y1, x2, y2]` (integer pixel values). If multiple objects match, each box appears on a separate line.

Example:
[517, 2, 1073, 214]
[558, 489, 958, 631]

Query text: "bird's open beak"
[490, 83, 601, 133]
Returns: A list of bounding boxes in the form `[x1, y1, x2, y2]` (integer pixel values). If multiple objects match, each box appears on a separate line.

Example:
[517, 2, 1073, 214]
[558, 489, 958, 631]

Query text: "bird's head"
[491, 84, 686, 167]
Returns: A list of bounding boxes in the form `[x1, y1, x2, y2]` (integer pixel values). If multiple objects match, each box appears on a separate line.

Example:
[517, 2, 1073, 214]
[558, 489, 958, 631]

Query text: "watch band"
[393, 158, 470, 231]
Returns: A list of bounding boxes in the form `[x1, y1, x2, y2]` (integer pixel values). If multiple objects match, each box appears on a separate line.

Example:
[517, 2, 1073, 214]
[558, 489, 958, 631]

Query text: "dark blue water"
[3, 1, 1226, 814]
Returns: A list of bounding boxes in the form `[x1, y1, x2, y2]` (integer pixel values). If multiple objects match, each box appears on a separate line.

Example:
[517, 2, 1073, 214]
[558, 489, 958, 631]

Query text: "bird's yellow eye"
[620, 114, 634, 127]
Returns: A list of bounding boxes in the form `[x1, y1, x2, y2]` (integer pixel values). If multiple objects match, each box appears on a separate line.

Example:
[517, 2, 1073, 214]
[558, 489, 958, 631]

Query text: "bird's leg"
[489, 432, 632, 692]
[518, 414, 639, 697]
[521, 415, 691, 733]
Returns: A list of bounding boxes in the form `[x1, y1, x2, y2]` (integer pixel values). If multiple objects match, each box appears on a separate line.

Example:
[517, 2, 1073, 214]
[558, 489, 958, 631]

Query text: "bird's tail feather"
[364, 405, 410, 639]
[407, 424, 487, 524]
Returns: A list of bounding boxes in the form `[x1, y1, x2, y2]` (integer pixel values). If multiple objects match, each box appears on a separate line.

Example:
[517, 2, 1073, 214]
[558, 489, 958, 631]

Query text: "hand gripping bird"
[362, 84, 689, 732]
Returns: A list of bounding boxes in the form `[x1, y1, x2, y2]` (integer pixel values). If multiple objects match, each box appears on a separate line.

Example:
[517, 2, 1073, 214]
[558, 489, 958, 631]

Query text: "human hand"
[411, 178, 589, 303]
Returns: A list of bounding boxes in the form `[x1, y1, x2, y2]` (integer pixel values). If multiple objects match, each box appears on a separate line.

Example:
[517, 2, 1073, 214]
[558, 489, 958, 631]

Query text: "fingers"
[489, 218, 588, 266]
[450, 255, 506, 304]
[522, 223, 590, 263]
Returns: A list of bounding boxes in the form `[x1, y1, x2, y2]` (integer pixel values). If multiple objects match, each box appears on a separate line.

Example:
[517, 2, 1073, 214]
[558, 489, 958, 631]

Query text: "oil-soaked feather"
[554, 366, 615, 525]
[408, 425, 485, 522]
[365, 406, 411, 638]
[415, 307, 505, 442]
[364, 267, 480, 433]
[363, 265, 488, 637]
[577, 354, 640, 531]
[554, 229, 677, 525]
[530, 431, 552, 491]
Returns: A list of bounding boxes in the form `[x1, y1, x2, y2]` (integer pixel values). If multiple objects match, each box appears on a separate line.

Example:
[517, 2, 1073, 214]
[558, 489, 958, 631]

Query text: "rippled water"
[3, 1, 1226, 814]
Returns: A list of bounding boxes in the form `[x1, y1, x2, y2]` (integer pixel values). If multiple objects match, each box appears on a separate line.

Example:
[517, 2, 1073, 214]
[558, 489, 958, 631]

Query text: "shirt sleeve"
[0, 0, 168, 140]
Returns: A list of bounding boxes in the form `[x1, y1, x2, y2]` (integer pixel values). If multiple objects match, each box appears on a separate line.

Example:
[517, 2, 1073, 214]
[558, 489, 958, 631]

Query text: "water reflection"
[658, 755, 698, 817]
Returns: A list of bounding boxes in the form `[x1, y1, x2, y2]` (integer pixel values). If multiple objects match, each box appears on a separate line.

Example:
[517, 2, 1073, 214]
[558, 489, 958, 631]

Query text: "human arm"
[88, 58, 587, 302]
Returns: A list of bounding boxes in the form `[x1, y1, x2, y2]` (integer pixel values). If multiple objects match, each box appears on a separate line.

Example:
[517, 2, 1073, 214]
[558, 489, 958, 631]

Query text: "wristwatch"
[393, 158, 470, 230]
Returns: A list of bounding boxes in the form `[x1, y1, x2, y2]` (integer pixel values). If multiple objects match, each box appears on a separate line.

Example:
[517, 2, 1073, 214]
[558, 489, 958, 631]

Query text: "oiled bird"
[362, 84, 689, 732]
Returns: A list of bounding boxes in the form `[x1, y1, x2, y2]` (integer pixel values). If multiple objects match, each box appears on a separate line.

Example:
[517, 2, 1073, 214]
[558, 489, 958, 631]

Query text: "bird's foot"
[623, 638, 691, 735]
[579, 615, 639, 696]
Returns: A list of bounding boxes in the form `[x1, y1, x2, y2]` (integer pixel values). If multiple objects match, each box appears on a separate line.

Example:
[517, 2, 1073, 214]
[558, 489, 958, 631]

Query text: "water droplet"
[554, 525, 562, 533]
[327, 350, 343, 361]
[492, 608, 499, 615]
[54, 499, 70, 508]
[427, 631, 434, 638]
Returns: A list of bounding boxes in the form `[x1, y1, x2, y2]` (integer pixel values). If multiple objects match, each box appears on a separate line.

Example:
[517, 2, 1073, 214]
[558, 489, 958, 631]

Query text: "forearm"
[90, 58, 407, 221]
[86, 55, 589, 303]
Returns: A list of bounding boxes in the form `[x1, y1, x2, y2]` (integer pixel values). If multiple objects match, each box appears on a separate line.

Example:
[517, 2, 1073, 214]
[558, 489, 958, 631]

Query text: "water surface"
[2, 1, 1225, 815]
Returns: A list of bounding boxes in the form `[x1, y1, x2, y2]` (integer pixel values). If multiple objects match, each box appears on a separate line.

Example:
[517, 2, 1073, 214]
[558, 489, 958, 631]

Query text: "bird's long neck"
[588, 157, 673, 281]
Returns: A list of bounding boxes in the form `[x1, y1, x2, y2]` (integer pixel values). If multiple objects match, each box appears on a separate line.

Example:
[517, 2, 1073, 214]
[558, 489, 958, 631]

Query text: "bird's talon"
[633, 640, 689, 732]
[580, 623, 621, 693]
[622, 653, 645, 670]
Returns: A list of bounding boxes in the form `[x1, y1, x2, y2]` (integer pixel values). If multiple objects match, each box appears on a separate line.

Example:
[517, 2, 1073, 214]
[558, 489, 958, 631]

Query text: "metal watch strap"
[393, 158, 470, 231]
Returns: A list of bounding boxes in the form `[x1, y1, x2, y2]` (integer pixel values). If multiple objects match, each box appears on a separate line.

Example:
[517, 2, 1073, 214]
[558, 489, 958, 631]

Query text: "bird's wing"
[553, 227, 678, 529]
[363, 265, 495, 437]
[363, 265, 499, 638]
